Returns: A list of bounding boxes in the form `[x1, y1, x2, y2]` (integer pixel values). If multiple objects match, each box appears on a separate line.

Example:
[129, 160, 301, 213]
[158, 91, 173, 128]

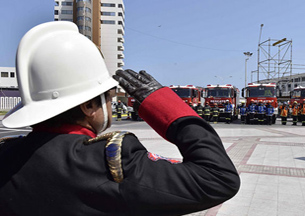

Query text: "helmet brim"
[2, 77, 117, 128]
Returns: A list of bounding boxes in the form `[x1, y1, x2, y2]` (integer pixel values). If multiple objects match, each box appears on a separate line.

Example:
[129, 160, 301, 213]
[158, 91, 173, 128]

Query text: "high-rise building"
[54, 0, 125, 76]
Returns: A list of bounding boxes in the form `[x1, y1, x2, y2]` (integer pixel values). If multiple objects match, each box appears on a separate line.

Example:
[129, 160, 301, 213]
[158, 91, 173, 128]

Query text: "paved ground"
[108, 118, 305, 216]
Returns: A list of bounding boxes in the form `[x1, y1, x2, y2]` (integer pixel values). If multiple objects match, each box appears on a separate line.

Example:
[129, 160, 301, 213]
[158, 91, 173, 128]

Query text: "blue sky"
[1, 0, 305, 91]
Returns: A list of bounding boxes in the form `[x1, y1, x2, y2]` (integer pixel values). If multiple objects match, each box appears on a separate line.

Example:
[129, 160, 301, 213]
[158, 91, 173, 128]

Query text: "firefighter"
[265, 100, 274, 125]
[224, 100, 233, 124]
[116, 100, 124, 121]
[212, 102, 219, 124]
[280, 102, 289, 125]
[256, 100, 266, 124]
[300, 99, 305, 126]
[239, 102, 247, 124]
[203, 102, 211, 122]
[0, 22, 240, 215]
[196, 103, 203, 118]
[247, 99, 256, 124]
[189, 101, 195, 110]
[291, 101, 299, 126]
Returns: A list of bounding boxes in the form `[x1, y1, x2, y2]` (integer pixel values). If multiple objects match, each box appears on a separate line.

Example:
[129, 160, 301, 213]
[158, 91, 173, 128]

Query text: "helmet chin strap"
[98, 93, 108, 135]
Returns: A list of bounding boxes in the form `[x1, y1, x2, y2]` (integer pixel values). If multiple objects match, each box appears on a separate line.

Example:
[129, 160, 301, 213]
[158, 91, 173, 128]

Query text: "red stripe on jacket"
[138, 87, 200, 139]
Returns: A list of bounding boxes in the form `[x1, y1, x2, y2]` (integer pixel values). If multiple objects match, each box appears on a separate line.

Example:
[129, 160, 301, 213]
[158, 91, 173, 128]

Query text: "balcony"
[118, 54, 124, 59]
[118, 62, 124, 67]
[117, 45, 124, 51]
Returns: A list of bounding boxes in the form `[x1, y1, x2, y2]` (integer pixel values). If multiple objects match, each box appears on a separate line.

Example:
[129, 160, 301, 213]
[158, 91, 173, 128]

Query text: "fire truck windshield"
[291, 89, 305, 98]
[247, 86, 275, 97]
[171, 88, 191, 98]
[207, 88, 231, 97]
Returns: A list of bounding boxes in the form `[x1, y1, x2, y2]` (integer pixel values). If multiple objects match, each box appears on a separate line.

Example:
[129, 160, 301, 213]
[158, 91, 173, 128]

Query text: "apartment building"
[54, 0, 125, 75]
[0, 67, 21, 110]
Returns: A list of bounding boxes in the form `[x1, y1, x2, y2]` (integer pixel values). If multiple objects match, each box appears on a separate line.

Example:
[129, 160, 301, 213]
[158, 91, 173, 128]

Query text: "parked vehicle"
[242, 82, 278, 124]
[169, 85, 204, 108]
[204, 84, 240, 121]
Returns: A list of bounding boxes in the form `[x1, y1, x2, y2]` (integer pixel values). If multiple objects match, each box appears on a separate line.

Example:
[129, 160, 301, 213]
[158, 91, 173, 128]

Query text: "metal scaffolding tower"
[257, 37, 292, 83]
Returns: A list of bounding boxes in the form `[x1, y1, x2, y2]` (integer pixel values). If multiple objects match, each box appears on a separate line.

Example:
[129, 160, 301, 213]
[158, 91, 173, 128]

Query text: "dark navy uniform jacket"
[0, 87, 240, 216]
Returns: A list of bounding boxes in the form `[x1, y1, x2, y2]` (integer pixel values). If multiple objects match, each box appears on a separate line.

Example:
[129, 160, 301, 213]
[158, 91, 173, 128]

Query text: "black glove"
[113, 69, 163, 104]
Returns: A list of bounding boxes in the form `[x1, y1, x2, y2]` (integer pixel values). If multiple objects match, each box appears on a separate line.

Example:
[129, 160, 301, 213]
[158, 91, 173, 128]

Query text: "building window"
[61, 18, 73, 21]
[10, 72, 15, 78]
[76, 0, 91, 3]
[101, 12, 115, 16]
[54, 10, 59, 15]
[118, 12, 123, 17]
[101, 20, 115, 24]
[77, 16, 91, 22]
[101, 3, 115, 7]
[55, 1, 59, 6]
[118, 21, 123, 25]
[62, 2, 73, 6]
[1, 72, 9, 77]
[302, 77, 305, 81]
[78, 26, 91, 31]
[62, 10, 73, 14]
[118, 4, 123, 8]
[295, 78, 300, 82]
[77, 7, 91, 13]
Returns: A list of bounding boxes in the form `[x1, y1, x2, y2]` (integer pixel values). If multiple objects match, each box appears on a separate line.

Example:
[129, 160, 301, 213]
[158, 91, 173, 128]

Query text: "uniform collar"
[32, 124, 96, 138]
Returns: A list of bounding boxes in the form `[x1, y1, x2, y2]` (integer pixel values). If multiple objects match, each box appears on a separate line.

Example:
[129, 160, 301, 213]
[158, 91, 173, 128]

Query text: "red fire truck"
[127, 85, 204, 120]
[290, 86, 305, 104]
[169, 85, 204, 108]
[241, 82, 278, 124]
[204, 84, 240, 121]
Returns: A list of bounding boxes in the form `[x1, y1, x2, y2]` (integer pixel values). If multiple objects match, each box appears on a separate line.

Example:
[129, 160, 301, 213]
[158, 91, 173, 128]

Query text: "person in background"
[224, 100, 233, 124]
[256, 100, 266, 125]
[280, 102, 289, 125]
[188, 101, 195, 110]
[212, 102, 220, 124]
[291, 101, 299, 126]
[265, 100, 274, 125]
[300, 99, 305, 126]
[247, 99, 256, 124]
[239, 102, 247, 124]
[116, 100, 124, 121]
[203, 102, 211, 122]
[196, 102, 203, 118]
[0, 21, 240, 216]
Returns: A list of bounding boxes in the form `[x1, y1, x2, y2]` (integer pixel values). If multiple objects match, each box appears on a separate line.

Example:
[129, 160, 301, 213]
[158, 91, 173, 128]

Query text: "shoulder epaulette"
[84, 131, 133, 183]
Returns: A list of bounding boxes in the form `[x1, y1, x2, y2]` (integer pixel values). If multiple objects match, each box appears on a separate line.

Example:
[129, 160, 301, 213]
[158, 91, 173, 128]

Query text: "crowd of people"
[186, 98, 305, 126]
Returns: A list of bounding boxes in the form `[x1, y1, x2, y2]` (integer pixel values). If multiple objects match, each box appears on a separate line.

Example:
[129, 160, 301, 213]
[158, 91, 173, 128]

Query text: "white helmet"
[3, 21, 118, 128]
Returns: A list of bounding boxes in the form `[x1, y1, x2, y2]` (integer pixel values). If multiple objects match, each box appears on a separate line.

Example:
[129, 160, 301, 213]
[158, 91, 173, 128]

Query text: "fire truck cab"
[169, 85, 204, 108]
[290, 86, 305, 104]
[127, 85, 204, 121]
[242, 82, 278, 124]
[204, 84, 240, 121]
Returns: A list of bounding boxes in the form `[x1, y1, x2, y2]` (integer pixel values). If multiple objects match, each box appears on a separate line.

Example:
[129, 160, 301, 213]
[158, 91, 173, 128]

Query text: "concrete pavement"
[107, 118, 305, 216]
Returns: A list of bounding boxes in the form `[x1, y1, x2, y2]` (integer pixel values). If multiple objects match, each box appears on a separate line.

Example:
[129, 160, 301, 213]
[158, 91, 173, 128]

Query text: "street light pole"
[243, 52, 253, 88]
